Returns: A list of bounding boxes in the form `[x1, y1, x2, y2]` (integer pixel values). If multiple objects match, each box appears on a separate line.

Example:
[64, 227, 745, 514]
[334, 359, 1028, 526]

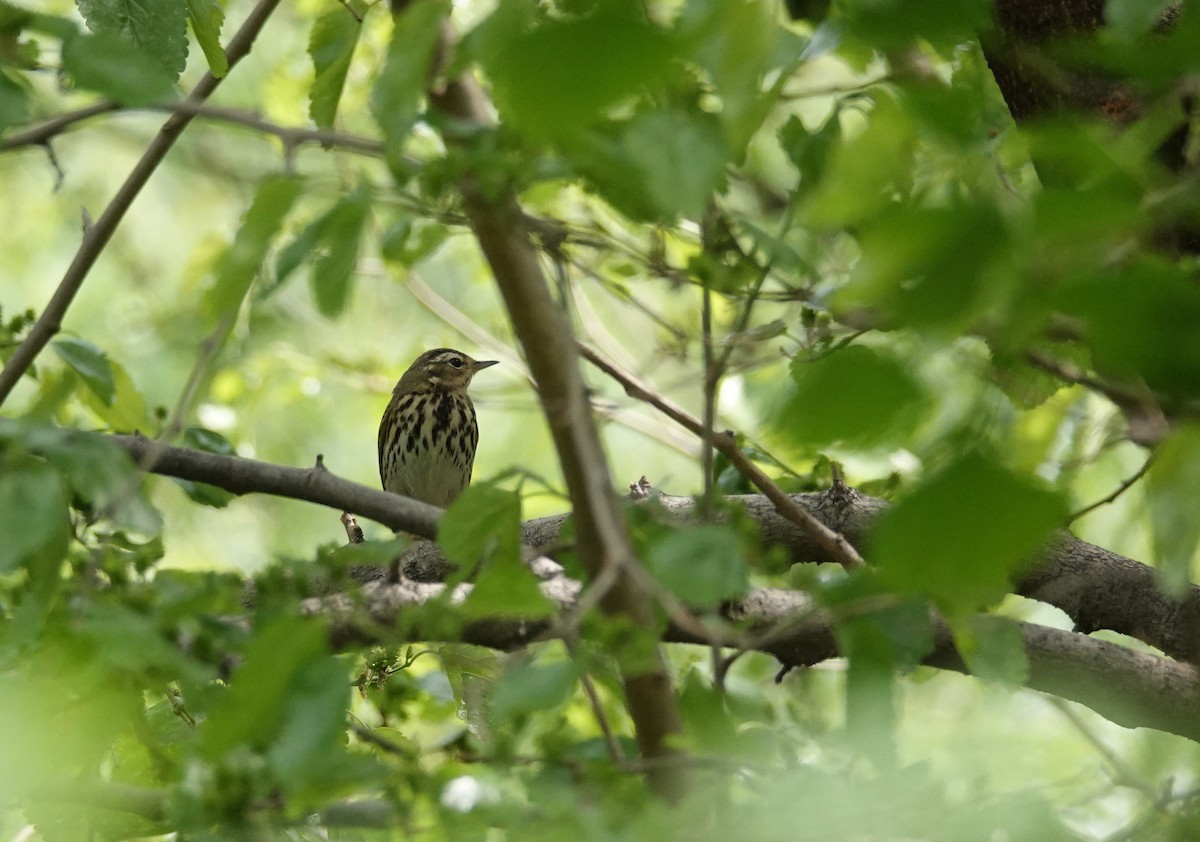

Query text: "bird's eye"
[449, 357, 464, 369]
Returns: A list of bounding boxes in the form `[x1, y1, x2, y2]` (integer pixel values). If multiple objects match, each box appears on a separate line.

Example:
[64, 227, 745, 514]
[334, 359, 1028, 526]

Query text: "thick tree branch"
[0, 0, 286, 408]
[304, 578, 1200, 743]
[95, 430, 1200, 665]
[397, 3, 685, 791]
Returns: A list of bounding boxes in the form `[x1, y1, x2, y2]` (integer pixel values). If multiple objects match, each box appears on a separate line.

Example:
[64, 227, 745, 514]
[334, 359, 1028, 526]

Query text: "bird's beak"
[472, 360, 499, 372]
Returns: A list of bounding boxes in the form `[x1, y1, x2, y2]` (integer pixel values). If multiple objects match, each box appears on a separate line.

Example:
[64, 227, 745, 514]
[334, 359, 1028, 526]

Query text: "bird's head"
[400, 348, 498, 392]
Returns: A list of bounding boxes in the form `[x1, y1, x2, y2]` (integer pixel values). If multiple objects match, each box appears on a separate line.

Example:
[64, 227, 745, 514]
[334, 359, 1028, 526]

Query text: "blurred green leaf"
[1147, 424, 1200, 594]
[205, 175, 304, 326]
[371, 0, 446, 155]
[834, 202, 1011, 332]
[53, 336, 115, 405]
[484, 1, 677, 141]
[491, 659, 578, 721]
[873, 451, 1067, 613]
[569, 108, 728, 221]
[779, 109, 841, 192]
[779, 345, 927, 447]
[952, 615, 1029, 686]
[679, 0, 780, 156]
[61, 31, 176, 105]
[80, 358, 150, 432]
[842, 0, 990, 47]
[0, 462, 68, 574]
[201, 617, 329, 758]
[0, 68, 30, 135]
[308, 184, 370, 318]
[1057, 261, 1200, 400]
[77, 0, 187, 77]
[645, 524, 747, 607]
[802, 93, 917, 227]
[31, 427, 162, 535]
[309, 1, 365, 130]
[186, 0, 227, 77]
[679, 670, 739, 754]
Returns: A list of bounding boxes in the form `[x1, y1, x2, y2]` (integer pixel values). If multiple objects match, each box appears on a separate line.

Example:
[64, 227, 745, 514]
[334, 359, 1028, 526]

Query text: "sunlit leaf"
[309, 1, 365, 130]
[80, 358, 149, 432]
[186, 0, 226, 77]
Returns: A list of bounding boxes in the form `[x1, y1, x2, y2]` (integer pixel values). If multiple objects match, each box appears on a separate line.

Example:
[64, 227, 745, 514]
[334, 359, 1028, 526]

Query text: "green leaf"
[172, 427, 235, 508]
[952, 615, 1029, 686]
[483, 1, 677, 142]
[779, 345, 927, 447]
[80, 357, 150, 432]
[1057, 261, 1200, 400]
[205, 175, 304, 326]
[779, 109, 841, 192]
[201, 617, 329, 758]
[309, 1, 365, 130]
[1147, 424, 1200, 594]
[0, 462, 69, 574]
[266, 654, 353, 793]
[802, 92, 916, 228]
[308, 185, 370, 318]
[442, 485, 552, 618]
[569, 108, 728, 222]
[61, 31, 177, 106]
[53, 336, 115, 405]
[679, 670, 738, 754]
[833, 202, 1011, 333]
[186, 0, 227, 77]
[679, 0, 780, 156]
[0, 68, 30, 136]
[622, 109, 728, 220]
[490, 659, 578, 721]
[77, 0, 188, 77]
[873, 451, 1067, 614]
[842, 0, 990, 48]
[31, 426, 162, 535]
[645, 524, 747, 607]
[371, 0, 447, 155]
[439, 485, 522, 569]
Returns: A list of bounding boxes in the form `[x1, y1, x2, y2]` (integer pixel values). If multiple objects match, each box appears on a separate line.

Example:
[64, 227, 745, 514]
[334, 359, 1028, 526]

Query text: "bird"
[378, 348, 498, 508]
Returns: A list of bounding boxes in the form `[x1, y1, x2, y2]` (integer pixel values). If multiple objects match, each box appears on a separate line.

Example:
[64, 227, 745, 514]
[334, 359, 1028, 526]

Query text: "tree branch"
[304, 577, 1200, 743]
[0, 0, 286, 408]
[89, 429, 1200, 666]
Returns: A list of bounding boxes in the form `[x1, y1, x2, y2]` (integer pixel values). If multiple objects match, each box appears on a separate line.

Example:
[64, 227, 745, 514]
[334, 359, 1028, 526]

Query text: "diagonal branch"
[579, 343, 866, 570]
[0, 0, 286, 408]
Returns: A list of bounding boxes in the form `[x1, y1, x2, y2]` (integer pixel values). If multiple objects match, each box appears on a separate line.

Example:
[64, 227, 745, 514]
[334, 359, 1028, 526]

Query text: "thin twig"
[1069, 454, 1155, 522]
[579, 344, 866, 570]
[0, 0, 287, 408]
